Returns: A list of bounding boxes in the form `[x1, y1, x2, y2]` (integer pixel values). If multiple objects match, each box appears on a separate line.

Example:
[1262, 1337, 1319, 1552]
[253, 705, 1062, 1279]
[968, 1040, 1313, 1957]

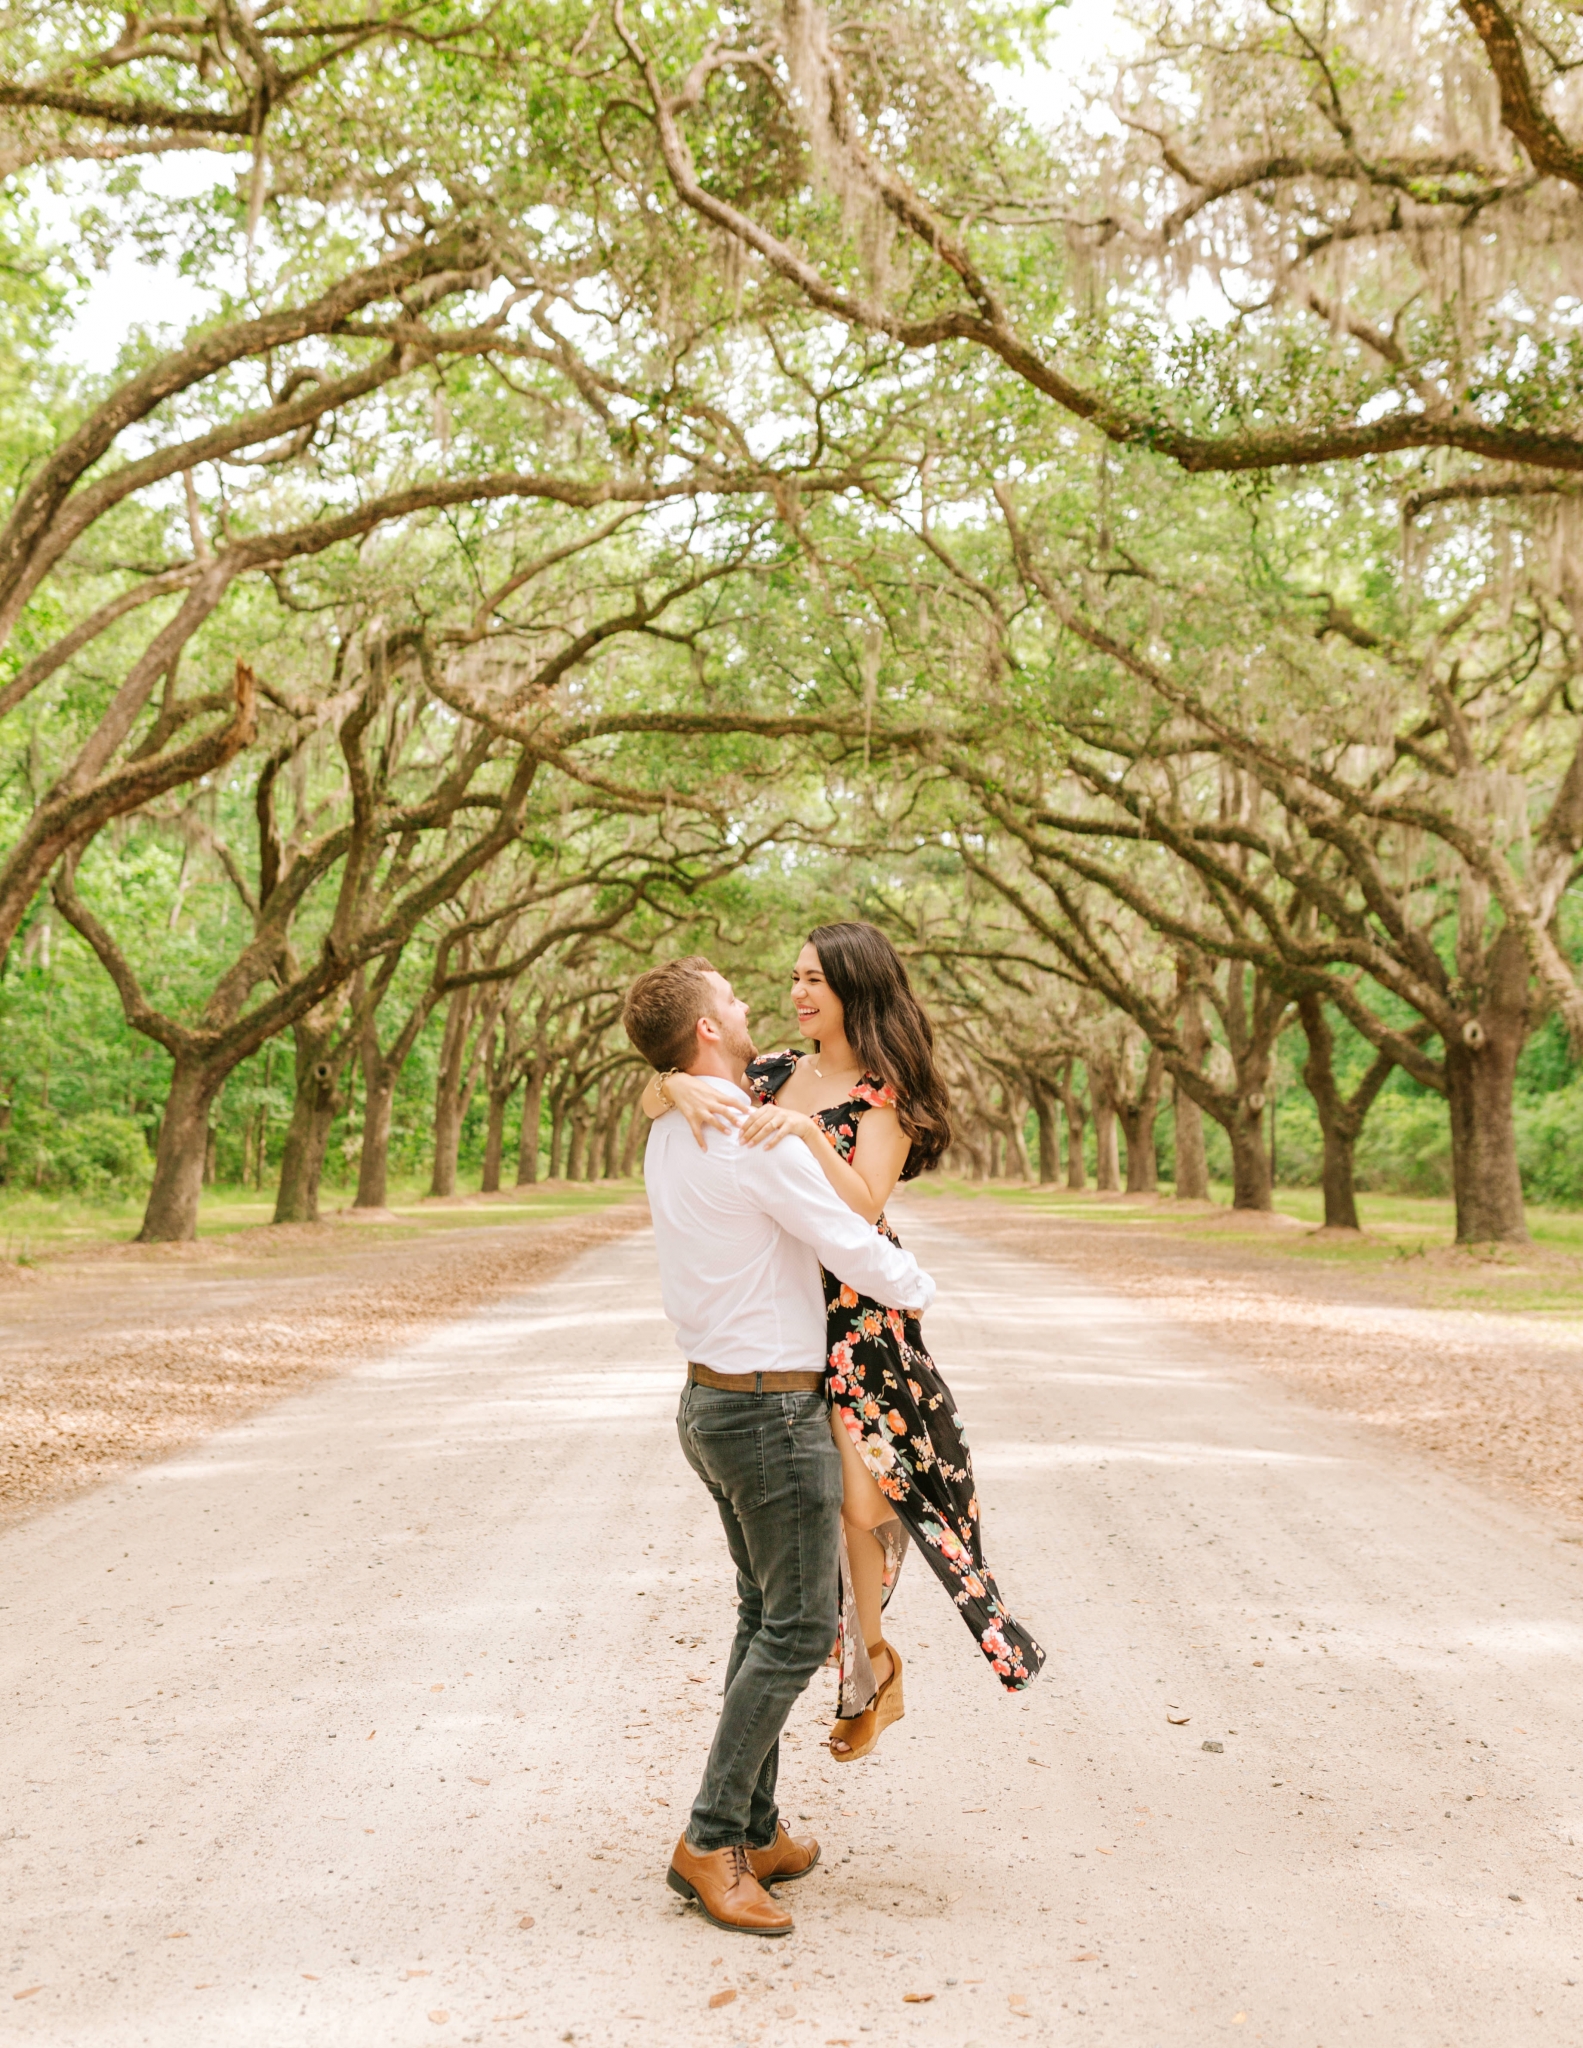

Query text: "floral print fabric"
[746, 1052, 1045, 1706]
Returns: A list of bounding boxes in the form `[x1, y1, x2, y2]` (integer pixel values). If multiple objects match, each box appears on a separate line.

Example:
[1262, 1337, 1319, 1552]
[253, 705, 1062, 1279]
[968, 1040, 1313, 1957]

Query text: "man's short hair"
[623, 954, 718, 1072]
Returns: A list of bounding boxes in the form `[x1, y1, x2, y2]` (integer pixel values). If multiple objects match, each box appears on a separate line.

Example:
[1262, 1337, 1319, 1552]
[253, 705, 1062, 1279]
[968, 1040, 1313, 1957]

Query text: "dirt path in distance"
[0, 1199, 648, 1527]
[920, 1189, 1583, 1534]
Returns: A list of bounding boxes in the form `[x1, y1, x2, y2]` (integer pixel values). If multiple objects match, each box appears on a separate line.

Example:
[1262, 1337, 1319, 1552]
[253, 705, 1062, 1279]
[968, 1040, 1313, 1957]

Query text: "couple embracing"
[622, 920, 1044, 1939]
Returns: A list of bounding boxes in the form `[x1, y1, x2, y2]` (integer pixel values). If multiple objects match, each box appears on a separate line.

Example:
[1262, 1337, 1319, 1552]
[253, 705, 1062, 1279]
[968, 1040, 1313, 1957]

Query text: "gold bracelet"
[656, 1068, 678, 1110]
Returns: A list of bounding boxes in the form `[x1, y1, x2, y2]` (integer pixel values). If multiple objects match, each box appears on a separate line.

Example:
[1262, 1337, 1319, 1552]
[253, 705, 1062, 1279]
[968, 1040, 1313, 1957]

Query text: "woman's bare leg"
[844, 1521, 890, 1668]
[831, 1410, 896, 1691]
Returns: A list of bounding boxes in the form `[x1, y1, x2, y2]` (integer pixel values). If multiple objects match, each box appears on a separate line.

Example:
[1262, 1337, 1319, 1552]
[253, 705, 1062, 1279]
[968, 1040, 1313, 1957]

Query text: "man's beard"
[722, 1017, 758, 1070]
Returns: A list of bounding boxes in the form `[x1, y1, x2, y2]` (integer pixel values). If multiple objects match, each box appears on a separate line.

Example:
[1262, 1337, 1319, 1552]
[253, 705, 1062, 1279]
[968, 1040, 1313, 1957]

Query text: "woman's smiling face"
[791, 942, 844, 1045]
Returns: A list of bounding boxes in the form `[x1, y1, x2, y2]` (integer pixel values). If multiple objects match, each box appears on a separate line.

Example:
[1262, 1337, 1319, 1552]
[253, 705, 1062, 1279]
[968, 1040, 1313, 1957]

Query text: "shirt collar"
[693, 1074, 750, 1106]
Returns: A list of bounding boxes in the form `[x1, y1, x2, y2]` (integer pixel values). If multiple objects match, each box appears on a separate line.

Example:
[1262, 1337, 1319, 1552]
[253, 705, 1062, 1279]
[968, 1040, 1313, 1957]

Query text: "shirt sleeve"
[737, 1134, 936, 1314]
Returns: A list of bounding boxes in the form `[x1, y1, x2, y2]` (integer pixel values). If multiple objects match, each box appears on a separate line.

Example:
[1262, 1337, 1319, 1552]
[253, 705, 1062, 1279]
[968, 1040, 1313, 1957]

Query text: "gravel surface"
[0, 1203, 648, 1528]
[928, 1193, 1583, 1533]
[4, 1198, 1583, 2045]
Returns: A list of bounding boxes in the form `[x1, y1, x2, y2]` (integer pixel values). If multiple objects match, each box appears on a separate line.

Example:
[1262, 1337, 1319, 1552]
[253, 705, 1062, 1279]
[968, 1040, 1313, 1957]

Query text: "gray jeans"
[676, 1381, 843, 1852]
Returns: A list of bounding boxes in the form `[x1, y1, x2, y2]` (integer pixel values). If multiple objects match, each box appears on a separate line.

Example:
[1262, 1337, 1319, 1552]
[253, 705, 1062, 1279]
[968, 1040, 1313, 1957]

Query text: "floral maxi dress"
[745, 1053, 1046, 1714]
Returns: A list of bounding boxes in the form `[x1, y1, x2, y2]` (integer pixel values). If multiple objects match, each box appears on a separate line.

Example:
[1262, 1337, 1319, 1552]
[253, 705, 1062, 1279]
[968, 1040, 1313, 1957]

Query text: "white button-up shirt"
[642, 1076, 936, 1377]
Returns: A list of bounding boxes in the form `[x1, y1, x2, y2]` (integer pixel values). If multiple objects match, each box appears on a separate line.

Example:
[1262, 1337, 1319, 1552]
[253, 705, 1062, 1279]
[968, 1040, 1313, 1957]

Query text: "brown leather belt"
[688, 1361, 825, 1394]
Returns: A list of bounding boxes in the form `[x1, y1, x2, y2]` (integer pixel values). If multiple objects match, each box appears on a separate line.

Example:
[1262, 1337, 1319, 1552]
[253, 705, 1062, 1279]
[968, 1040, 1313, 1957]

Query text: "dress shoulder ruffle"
[743, 1049, 800, 1103]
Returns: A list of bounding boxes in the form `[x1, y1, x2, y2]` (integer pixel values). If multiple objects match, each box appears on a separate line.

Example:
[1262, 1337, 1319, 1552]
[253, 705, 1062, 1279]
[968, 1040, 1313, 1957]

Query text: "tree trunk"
[581, 1108, 600, 1182]
[1227, 1107, 1272, 1211]
[448, 997, 504, 1193]
[356, 1065, 397, 1210]
[516, 1067, 545, 1185]
[1116, 1051, 1165, 1194]
[274, 1011, 346, 1225]
[1171, 977, 1212, 1200]
[1094, 1107, 1120, 1191]
[1029, 1083, 1059, 1184]
[1297, 991, 1361, 1230]
[1006, 1099, 1033, 1181]
[253, 1039, 274, 1190]
[548, 1096, 567, 1179]
[272, 1077, 338, 1222]
[1445, 1034, 1527, 1242]
[429, 988, 474, 1198]
[1119, 1104, 1157, 1192]
[1319, 1119, 1361, 1232]
[1060, 1065, 1087, 1189]
[588, 1093, 614, 1180]
[620, 1095, 645, 1176]
[601, 1098, 623, 1179]
[1173, 1081, 1210, 1200]
[138, 1055, 225, 1243]
[481, 1080, 513, 1194]
[1440, 924, 1530, 1244]
[203, 1123, 217, 1187]
[1212, 966, 1288, 1211]
[1298, 990, 1412, 1231]
[352, 971, 441, 1213]
[949, 1124, 988, 1179]
[1091, 1072, 1120, 1192]
[566, 1102, 589, 1183]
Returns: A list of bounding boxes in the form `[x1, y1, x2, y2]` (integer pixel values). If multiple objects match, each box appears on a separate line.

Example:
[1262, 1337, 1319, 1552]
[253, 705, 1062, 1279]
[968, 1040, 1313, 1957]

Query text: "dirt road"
[4, 1197, 1583, 2045]
[0, 1203, 646, 1525]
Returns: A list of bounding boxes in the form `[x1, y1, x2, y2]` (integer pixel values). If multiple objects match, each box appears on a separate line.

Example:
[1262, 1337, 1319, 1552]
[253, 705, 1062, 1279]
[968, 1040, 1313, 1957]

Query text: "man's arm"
[743, 1134, 936, 1314]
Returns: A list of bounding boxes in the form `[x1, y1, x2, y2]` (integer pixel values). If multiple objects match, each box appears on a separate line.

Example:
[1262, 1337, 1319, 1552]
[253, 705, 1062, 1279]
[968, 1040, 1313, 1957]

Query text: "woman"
[641, 920, 1043, 1760]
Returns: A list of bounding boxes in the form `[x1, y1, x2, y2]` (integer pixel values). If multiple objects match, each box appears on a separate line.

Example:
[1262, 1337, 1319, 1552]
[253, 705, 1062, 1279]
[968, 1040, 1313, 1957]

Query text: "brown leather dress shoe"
[746, 1820, 821, 1886]
[666, 1836, 794, 1937]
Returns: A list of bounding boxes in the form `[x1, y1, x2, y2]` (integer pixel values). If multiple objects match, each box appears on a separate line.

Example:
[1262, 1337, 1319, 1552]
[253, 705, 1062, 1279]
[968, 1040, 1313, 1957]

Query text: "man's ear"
[695, 1011, 721, 1046]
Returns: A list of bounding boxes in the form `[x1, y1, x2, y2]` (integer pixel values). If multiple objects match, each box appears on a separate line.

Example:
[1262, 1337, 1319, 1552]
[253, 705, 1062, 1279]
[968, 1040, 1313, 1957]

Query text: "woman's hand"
[736, 1102, 825, 1151]
[661, 1071, 745, 1150]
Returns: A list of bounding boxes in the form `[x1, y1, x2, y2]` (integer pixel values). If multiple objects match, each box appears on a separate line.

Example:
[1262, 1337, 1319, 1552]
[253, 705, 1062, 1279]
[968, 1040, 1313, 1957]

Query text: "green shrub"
[46, 1110, 150, 1194]
[1354, 1092, 1453, 1197]
[1517, 1081, 1583, 1208]
[1272, 1095, 1323, 1186]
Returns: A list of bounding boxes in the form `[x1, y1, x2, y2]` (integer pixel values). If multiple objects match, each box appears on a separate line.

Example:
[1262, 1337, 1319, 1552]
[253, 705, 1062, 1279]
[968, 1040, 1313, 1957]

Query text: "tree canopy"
[4, 0, 1582, 1247]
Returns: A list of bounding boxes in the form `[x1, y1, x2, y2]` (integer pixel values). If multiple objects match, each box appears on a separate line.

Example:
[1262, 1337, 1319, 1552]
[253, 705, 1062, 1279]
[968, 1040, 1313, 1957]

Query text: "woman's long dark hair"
[806, 921, 951, 1178]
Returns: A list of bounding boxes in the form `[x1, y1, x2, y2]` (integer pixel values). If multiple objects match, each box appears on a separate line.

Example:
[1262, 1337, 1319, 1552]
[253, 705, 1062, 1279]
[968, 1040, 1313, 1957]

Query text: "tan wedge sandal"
[828, 1640, 904, 1761]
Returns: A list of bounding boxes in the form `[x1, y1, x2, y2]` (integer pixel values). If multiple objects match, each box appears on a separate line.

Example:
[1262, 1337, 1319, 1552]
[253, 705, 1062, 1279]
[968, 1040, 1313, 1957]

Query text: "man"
[623, 954, 934, 1939]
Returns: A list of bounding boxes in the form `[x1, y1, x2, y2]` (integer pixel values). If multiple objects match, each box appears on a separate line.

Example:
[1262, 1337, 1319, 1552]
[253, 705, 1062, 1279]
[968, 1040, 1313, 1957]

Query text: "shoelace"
[729, 1843, 753, 1883]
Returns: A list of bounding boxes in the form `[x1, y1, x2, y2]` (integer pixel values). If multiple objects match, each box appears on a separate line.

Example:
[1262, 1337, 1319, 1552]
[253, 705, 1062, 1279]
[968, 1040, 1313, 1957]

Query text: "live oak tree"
[51, 651, 543, 1241]
[964, 837, 1300, 1209]
[13, 0, 1583, 1243]
[898, 914, 1106, 1186]
[0, 3, 507, 182]
[478, 961, 608, 1192]
[622, 0, 1583, 476]
[0, 0, 907, 973]
[276, 834, 694, 1221]
[1293, 988, 1414, 1234]
[0, 218, 859, 970]
[0, 0, 941, 1233]
[926, 449, 1583, 1240]
[741, 284, 1583, 1245]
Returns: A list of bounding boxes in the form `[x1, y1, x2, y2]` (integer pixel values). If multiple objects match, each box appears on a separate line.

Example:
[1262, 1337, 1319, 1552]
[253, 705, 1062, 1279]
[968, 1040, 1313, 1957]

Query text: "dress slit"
[745, 1051, 1045, 1713]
